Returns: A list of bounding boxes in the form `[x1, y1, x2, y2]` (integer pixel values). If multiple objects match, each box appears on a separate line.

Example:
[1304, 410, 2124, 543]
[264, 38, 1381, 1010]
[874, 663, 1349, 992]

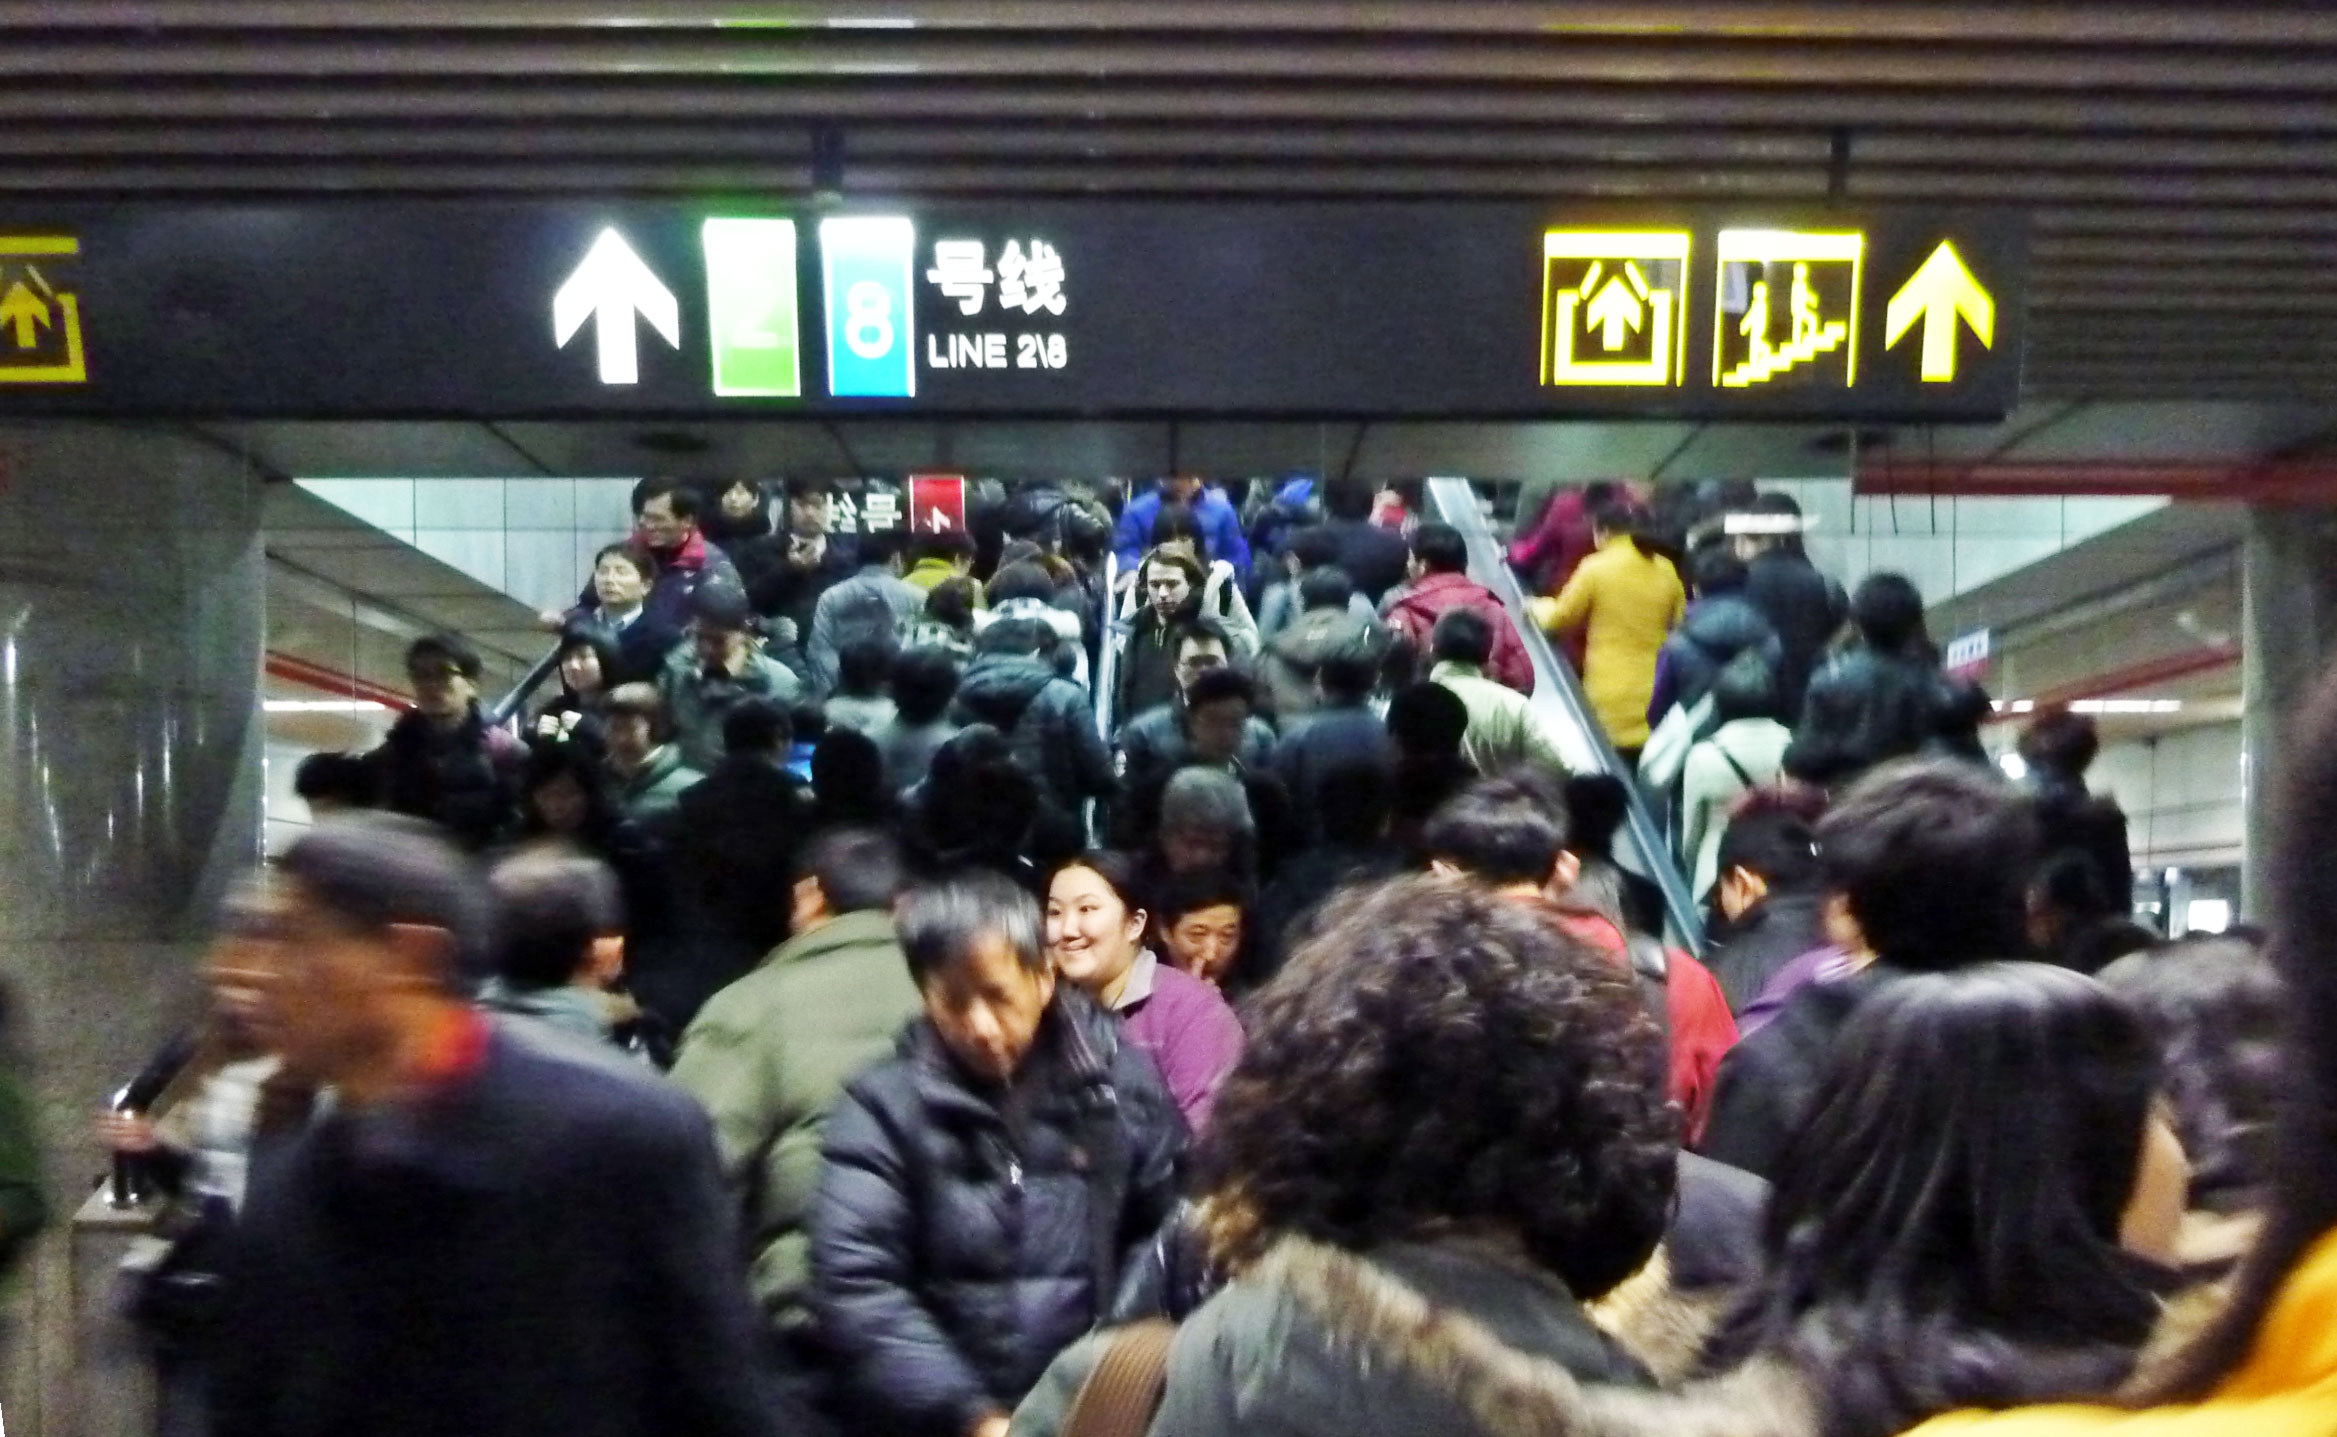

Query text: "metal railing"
[485, 642, 565, 729]
[1092, 549, 1124, 743]
[1423, 476, 1705, 953]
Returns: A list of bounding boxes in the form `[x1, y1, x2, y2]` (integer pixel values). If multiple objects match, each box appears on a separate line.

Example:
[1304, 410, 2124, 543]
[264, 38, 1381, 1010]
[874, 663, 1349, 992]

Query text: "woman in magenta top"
[1045, 852, 1244, 1133]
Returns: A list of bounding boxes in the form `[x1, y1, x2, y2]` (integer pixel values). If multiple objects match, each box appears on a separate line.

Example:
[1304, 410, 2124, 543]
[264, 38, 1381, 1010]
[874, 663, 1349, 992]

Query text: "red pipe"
[265, 651, 412, 709]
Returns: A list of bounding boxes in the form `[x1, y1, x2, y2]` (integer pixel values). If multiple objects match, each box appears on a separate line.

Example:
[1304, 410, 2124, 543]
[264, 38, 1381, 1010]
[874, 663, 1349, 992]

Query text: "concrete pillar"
[0, 421, 265, 1436]
[2241, 505, 2337, 922]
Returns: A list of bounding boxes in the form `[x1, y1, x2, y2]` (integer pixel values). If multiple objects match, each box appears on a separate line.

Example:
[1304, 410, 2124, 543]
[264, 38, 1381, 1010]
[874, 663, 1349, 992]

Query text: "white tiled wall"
[297, 476, 641, 614]
[1757, 477, 2166, 607]
[2090, 721, 2245, 868]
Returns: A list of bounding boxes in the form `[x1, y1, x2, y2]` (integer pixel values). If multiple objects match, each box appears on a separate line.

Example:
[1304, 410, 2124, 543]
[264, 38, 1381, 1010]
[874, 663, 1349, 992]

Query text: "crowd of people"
[94, 469, 2320, 1437]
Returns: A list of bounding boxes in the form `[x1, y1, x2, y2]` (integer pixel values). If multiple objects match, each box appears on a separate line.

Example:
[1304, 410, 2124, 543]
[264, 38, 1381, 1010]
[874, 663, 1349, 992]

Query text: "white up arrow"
[553, 228, 681, 385]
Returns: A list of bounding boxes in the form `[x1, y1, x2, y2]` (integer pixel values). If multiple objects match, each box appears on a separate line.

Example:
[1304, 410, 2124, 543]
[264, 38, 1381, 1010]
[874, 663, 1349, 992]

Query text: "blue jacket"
[1113, 485, 1252, 580]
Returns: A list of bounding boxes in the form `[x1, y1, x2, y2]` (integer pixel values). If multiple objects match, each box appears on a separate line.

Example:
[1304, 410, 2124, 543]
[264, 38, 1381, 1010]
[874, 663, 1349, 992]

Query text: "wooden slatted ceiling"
[1, 1, 2334, 401]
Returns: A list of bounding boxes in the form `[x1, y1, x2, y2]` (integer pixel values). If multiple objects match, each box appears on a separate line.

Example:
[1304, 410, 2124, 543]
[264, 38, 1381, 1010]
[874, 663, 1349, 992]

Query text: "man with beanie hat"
[657, 579, 806, 772]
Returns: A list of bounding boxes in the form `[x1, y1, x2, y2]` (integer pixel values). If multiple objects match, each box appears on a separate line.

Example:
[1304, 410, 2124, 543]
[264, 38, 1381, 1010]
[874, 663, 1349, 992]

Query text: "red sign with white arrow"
[908, 474, 967, 534]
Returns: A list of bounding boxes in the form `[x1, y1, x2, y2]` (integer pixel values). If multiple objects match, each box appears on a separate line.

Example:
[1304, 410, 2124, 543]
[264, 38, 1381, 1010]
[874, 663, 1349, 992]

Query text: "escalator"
[1423, 477, 1707, 952]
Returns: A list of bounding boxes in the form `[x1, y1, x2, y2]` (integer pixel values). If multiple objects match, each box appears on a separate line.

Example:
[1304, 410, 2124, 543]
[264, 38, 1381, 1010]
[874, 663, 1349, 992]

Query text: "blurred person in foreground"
[209, 815, 788, 1437]
[672, 829, 920, 1422]
[1012, 875, 1674, 1437]
[810, 871, 1184, 1437]
[1700, 758, 2039, 1181]
[1407, 964, 2186, 1437]
[1882, 662, 2337, 1437]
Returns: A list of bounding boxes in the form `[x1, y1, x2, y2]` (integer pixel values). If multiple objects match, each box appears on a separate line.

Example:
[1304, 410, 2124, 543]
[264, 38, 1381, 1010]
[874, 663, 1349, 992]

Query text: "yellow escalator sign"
[1884, 240, 1996, 383]
[0, 236, 87, 385]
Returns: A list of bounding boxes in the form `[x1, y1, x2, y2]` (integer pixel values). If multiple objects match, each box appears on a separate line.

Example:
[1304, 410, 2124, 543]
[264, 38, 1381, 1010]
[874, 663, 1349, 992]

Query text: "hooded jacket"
[1648, 596, 1784, 728]
[1257, 605, 1387, 719]
[810, 992, 1186, 1437]
[949, 652, 1115, 816]
[1385, 572, 1537, 694]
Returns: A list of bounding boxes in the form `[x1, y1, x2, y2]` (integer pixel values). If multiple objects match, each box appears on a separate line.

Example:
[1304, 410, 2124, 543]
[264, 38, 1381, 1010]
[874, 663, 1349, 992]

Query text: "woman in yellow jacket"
[1530, 500, 1685, 755]
[1901, 660, 2337, 1437]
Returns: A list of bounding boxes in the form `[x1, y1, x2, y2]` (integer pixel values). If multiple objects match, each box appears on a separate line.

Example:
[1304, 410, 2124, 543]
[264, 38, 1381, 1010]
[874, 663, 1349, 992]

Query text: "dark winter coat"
[1741, 552, 1848, 719]
[1257, 605, 1386, 719]
[1782, 647, 1949, 788]
[1116, 607, 1192, 728]
[2032, 770, 2134, 910]
[1308, 518, 1414, 605]
[211, 1022, 789, 1437]
[1703, 892, 1832, 1016]
[1698, 966, 1889, 1182]
[368, 708, 525, 851]
[949, 653, 1115, 817]
[1274, 703, 1398, 843]
[810, 993, 1185, 1437]
[1648, 595, 1784, 727]
[670, 755, 813, 1020]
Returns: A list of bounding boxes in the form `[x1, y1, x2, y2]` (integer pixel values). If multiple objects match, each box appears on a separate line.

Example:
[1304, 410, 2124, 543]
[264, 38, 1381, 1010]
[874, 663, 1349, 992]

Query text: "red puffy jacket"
[1384, 572, 1536, 694]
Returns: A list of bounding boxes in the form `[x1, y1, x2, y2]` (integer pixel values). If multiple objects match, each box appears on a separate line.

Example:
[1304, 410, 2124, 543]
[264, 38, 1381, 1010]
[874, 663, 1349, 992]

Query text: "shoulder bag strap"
[1061, 1320, 1179, 1437]
[1716, 740, 1757, 791]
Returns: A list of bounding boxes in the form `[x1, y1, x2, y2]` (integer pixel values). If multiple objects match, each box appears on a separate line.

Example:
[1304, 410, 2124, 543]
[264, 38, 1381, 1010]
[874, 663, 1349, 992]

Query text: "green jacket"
[612, 744, 703, 827]
[1431, 660, 1577, 779]
[670, 909, 921, 1335]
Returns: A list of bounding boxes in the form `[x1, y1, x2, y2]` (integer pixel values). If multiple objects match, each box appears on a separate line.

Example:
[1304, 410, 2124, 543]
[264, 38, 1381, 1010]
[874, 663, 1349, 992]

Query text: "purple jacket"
[1735, 945, 1852, 1038]
[1115, 952, 1245, 1133]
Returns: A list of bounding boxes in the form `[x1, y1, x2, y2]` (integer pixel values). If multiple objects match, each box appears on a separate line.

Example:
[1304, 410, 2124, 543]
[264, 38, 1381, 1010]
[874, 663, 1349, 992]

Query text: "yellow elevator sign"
[1541, 231, 1690, 386]
[0, 236, 87, 384]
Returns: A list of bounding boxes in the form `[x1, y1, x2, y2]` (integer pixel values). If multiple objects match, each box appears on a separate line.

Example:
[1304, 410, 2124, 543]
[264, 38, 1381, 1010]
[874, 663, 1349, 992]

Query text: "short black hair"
[890, 646, 961, 725]
[280, 814, 488, 985]
[1430, 607, 1495, 667]
[593, 541, 658, 582]
[986, 560, 1058, 606]
[925, 576, 979, 630]
[1174, 615, 1235, 661]
[1590, 499, 1640, 535]
[1423, 773, 1572, 886]
[897, 868, 1047, 984]
[909, 529, 977, 565]
[1715, 789, 1825, 892]
[1691, 545, 1750, 596]
[1150, 503, 1206, 551]
[1709, 649, 1782, 723]
[633, 477, 702, 522]
[293, 752, 374, 806]
[1410, 523, 1468, 575]
[1317, 650, 1378, 704]
[1156, 866, 1253, 927]
[786, 476, 836, 502]
[1184, 664, 1257, 714]
[800, 826, 906, 915]
[722, 696, 792, 757]
[406, 633, 484, 681]
[556, 621, 624, 688]
[1819, 758, 2037, 973]
[1851, 571, 1927, 652]
[1296, 565, 1354, 612]
[836, 635, 898, 697]
[602, 682, 669, 740]
[487, 849, 622, 990]
[1287, 526, 1342, 571]
[1322, 482, 1375, 521]
[2018, 704, 2102, 776]
[1560, 773, 1629, 860]
[1387, 681, 1468, 756]
[855, 525, 907, 568]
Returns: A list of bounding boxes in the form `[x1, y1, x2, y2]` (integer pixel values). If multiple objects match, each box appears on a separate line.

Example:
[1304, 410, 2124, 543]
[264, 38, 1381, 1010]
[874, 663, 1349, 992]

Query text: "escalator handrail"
[1093, 550, 1123, 741]
[1422, 477, 1706, 954]
[486, 642, 565, 730]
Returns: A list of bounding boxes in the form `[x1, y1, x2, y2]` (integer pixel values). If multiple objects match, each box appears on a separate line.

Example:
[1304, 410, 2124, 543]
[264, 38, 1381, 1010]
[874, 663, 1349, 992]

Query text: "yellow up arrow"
[1885, 240, 1995, 382]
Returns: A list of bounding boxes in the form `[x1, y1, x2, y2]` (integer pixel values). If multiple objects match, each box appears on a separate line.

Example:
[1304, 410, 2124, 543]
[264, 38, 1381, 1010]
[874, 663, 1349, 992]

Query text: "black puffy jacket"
[1781, 646, 1948, 788]
[1741, 552, 1848, 718]
[949, 653, 1115, 817]
[1647, 595, 1783, 726]
[809, 993, 1186, 1437]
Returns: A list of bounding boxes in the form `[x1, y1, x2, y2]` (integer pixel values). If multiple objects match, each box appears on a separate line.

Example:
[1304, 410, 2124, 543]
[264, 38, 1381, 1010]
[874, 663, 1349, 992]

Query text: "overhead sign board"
[0, 200, 2025, 420]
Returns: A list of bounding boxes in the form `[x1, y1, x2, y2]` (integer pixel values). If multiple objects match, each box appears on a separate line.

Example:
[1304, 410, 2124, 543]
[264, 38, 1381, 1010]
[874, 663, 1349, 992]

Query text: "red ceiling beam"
[265, 650, 412, 709]
[1857, 462, 2337, 503]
